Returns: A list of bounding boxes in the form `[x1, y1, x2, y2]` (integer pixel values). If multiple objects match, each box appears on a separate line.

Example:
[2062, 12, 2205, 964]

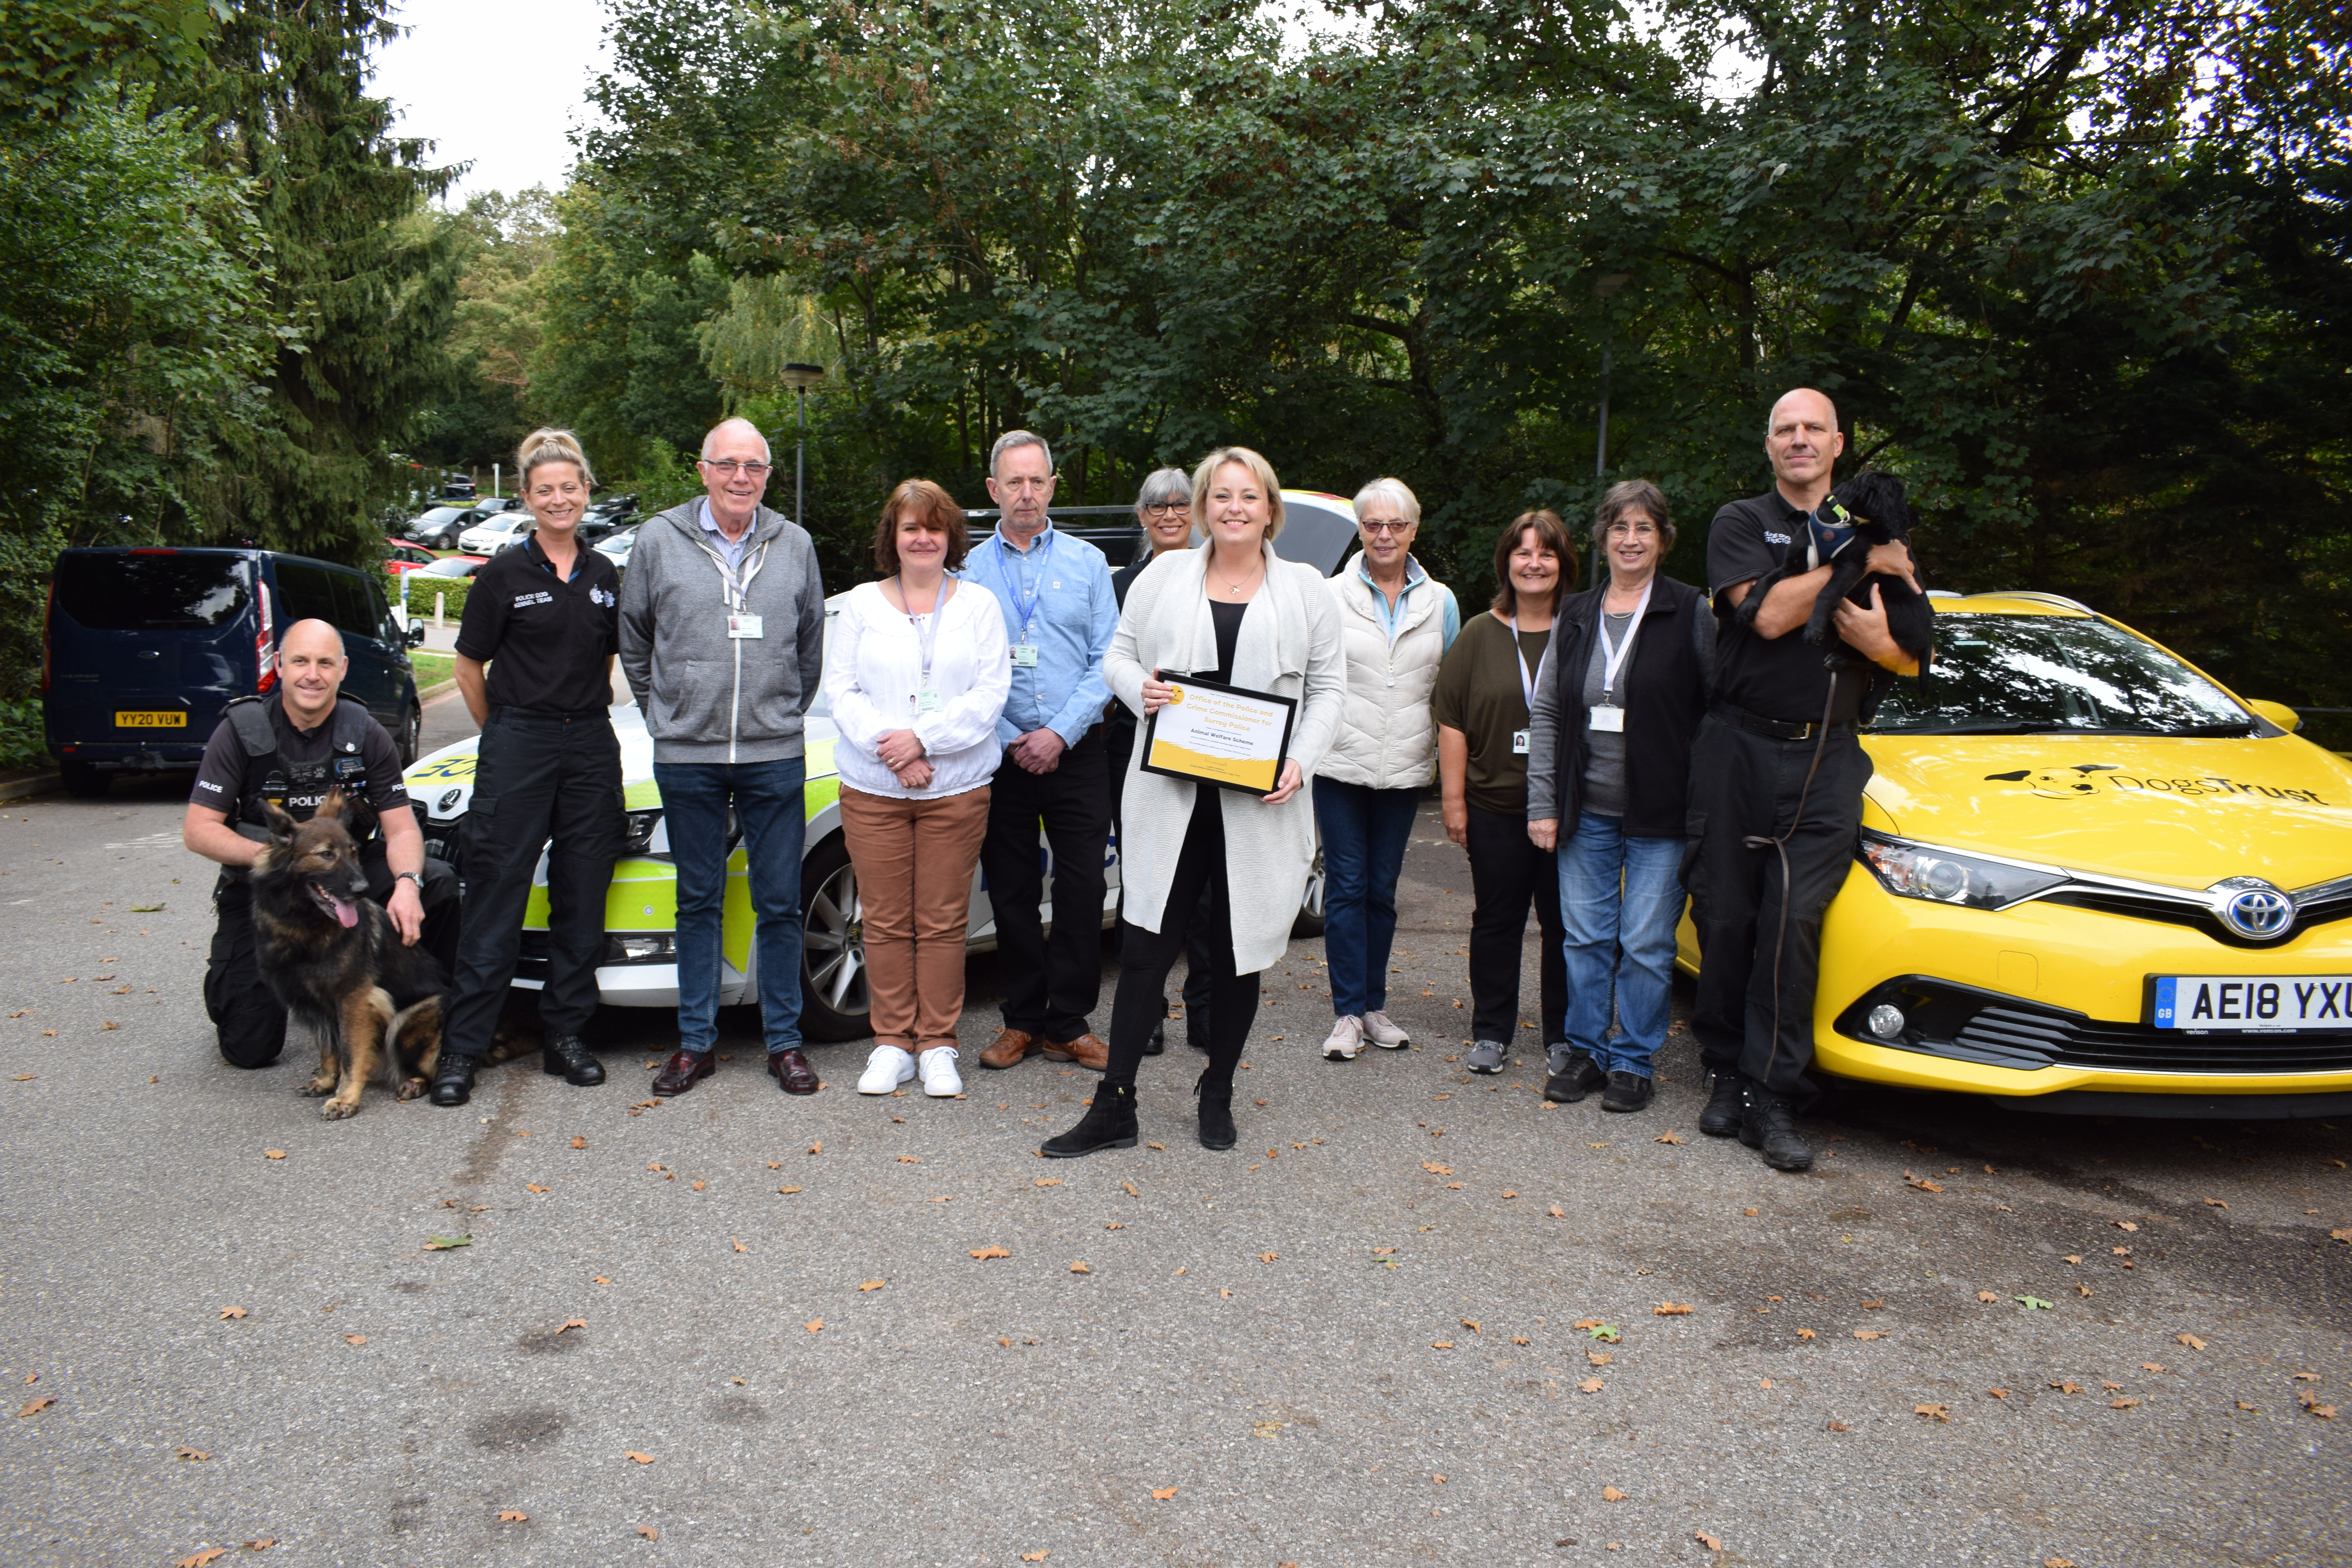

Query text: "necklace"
[1210, 558, 1262, 597]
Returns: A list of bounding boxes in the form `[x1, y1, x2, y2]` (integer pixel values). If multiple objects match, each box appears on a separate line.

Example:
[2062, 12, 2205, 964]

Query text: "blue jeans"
[1312, 778, 1421, 1019]
[656, 757, 806, 1057]
[1559, 812, 1685, 1078]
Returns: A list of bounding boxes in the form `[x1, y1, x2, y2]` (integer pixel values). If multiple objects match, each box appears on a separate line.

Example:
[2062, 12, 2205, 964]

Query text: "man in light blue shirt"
[965, 430, 1119, 1073]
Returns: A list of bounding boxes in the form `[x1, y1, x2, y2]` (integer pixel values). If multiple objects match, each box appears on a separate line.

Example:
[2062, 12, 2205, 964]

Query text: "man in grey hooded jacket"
[620, 417, 828, 1096]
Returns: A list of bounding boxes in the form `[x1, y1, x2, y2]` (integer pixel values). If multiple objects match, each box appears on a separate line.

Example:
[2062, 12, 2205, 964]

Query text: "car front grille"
[1839, 978, 2352, 1076]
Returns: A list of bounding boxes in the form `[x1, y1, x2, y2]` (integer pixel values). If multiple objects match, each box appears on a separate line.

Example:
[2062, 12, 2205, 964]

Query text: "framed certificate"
[1140, 674, 1298, 794]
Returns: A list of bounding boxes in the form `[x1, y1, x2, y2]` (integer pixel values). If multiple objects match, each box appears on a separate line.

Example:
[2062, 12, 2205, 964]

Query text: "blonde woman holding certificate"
[1042, 447, 1344, 1156]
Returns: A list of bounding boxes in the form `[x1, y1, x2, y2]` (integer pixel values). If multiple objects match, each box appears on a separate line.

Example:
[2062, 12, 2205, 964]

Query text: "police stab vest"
[223, 695, 380, 844]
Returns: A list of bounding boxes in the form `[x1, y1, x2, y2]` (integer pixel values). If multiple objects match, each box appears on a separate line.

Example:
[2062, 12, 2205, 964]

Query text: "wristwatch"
[394, 871, 425, 891]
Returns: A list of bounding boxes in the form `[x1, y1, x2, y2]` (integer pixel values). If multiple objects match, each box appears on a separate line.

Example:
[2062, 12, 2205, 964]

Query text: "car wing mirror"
[2243, 698, 2300, 733]
[407, 621, 428, 648]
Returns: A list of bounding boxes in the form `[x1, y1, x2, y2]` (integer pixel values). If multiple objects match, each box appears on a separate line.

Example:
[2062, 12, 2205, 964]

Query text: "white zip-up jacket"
[823, 579, 1010, 799]
[618, 500, 827, 764]
[1314, 554, 1460, 791]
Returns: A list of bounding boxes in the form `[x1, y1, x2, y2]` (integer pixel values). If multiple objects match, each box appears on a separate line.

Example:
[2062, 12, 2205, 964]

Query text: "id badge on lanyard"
[728, 613, 764, 639]
[996, 534, 1049, 669]
[1504, 612, 1539, 753]
[1590, 582, 1653, 737]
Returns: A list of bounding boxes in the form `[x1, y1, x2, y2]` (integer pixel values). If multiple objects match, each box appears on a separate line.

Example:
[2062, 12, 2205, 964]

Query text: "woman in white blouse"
[823, 478, 1011, 1098]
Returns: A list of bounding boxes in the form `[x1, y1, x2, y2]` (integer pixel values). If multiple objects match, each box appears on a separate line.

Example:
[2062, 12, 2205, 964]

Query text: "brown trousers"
[837, 785, 992, 1051]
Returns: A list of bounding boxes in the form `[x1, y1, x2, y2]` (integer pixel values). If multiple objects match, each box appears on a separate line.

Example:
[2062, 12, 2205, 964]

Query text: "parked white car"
[456, 514, 533, 555]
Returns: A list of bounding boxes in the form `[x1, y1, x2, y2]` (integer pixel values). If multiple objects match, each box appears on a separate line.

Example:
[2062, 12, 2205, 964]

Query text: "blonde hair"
[1190, 446, 1286, 541]
[517, 427, 595, 491]
[1353, 476, 1421, 526]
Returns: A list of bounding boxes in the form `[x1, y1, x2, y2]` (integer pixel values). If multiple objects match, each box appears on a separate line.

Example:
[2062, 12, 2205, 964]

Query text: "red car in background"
[384, 539, 437, 573]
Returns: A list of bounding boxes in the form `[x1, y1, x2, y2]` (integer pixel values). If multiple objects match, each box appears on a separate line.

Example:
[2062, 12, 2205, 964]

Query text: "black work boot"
[541, 1034, 605, 1086]
[1543, 1049, 1605, 1104]
[1599, 1071, 1653, 1113]
[1195, 1071, 1237, 1151]
[429, 1053, 480, 1107]
[1042, 1083, 1138, 1158]
[1699, 1071, 1747, 1137]
[1739, 1089, 1815, 1171]
[1145, 1017, 1167, 1056]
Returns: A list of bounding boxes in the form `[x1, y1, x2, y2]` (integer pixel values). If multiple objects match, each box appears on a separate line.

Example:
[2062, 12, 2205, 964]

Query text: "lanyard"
[695, 530, 768, 612]
[1501, 612, 1543, 714]
[1595, 579, 1654, 704]
[897, 577, 944, 688]
[990, 528, 1053, 637]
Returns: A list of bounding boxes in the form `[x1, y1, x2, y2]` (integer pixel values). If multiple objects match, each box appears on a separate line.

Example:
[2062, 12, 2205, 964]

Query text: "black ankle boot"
[1195, 1072, 1236, 1151]
[1739, 1089, 1815, 1171]
[429, 1053, 479, 1107]
[1042, 1083, 1138, 1158]
[541, 1034, 605, 1086]
[1699, 1071, 1746, 1137]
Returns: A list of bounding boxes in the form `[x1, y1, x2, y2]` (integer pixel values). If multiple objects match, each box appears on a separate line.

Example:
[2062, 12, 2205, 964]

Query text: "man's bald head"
[1764, 387, 1844, 502]
[281, 619, 346, 662]
[1766, 387, 1839, 440]
[701, 417, 771, 463]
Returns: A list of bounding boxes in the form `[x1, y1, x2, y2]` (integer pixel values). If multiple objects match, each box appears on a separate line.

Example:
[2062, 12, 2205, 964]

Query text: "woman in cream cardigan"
[1042, 447, 1345, 1156]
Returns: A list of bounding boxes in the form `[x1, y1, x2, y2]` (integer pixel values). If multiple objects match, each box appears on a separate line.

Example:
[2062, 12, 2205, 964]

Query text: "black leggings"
[1103, 787, 1259, 1094]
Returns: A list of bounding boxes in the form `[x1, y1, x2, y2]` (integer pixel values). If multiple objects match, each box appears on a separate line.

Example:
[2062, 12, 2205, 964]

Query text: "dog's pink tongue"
[330, 896, 358, 929]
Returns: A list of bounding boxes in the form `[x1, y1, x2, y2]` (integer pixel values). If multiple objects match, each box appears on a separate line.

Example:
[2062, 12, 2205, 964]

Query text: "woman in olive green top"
[1433, 510, 1579, 1076]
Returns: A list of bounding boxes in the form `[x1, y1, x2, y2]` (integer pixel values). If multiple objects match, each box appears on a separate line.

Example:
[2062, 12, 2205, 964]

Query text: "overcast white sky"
[370, 0, 613, 204]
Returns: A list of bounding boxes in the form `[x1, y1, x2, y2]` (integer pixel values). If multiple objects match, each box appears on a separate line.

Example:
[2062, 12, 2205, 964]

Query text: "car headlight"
[623, 808, 664, 854]
[1857, 831, 2067, 911]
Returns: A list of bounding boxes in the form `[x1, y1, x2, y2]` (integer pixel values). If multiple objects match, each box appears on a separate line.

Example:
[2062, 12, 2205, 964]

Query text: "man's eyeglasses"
[702, 458, 772, 477]
[1605, 520, 1661, 540]
[1142, 502, 1189, 517]
[1361, 519, 1413, 537]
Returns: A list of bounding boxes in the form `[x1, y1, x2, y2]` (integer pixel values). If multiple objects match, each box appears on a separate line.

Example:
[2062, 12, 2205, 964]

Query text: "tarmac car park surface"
[3, 664, 2348, 1566]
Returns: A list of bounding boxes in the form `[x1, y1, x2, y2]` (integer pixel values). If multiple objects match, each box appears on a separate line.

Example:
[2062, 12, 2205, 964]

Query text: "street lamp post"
[778, 362, 827, 526]
[1593, 272, 1631, 479]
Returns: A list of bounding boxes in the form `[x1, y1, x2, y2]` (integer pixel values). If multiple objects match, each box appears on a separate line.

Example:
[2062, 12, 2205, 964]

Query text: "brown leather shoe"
[979, 1028, 1041, 1070]
[768, 1048, 819, 1095]
[652, 1049, 713, 1096]
[1044, 1031, 1109, 1072]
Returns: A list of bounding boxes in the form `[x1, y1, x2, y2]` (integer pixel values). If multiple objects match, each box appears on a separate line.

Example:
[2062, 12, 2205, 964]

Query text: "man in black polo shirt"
[1690, 387, 1926, 1172]
[183, 618, 459, 1069]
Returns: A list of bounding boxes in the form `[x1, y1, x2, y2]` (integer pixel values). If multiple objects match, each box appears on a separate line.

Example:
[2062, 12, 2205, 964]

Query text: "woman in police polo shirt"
[431, 428, 625, 1106]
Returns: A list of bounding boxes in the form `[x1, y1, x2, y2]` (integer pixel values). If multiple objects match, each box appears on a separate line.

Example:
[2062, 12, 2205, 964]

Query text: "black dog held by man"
[249, 786, 446, 1118]
[1735, 469, 1934, 666]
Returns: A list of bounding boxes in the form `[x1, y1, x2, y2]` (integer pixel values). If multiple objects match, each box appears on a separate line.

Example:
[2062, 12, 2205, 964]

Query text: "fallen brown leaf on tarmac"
[572, 1137, 587, 1149]
[2045, 1558, 2076, 1567]
[177, 1446, 210, 1460]
[2332, 1229, 2352, 1244]
[638, 1526, 659, 1540]
[1862, 1297, 1886, 1309]
[2142, 1363, 2167, 1372]
[2179, 1332, 2207, 1349]
[1422, 1162, 1453, 1175]
[1853, 1330, 1884, 1341]
[2051, 1380, 2082, 1394]
[2114, 1220, 2139, 1232]
[1903, 1171, 1944, 1192]
[1261, 1253, 1281, 1263]
[1915, 1404, 1950, 1421]
[2077, 1283, 2095, 1297]
[1743, 1207, 1759, 1216]
[1123, 1181, 1139, 1197]
[1460, 1318, 1480, 1332]
[1797, 1328, 1817, 1340]
[9, 1073, 31, 1080]
[1579, 1378, 1604, 1393]
[627, 1451, 656, 1464]
[595, 1276, 611, 1284]
[343, 1335, 365, 1346]
[1431, 1340, 1454, 1349]
[1431, 1474, 1446, 1485]
[1149, 1485, 1180, 1500]
[1695, 1530, 1724, 1552]
[220, 1306, 247, 1319]
[808, 1142, 821, 1154]
[2063, 1255, 2082, 1265]
[1977, 1291, 1999, 1303]
[175, 1552, 227, 1568]
[1759, 1378, 1773, 1389]
[554, 1319, 586, 1335]
[692, 1180, 706, 1191]
[1588, 1351, 1612, 1365]
[1021, 1553, 1049, 1563]
[1655, 1132, 1684, 1145]
[1988, 1388, 2009, 1398]
[1655, 1303, 1693, 1316]
[1147, 1142, 1166, 1150]
[2204, 1197, 2227, 1208]
[1574, 1319, 1601, 1329]
[805, 1319, 823, 1334]
[1549, 1204, 1567, 1218]
[1219, 1289, 1230, 1297]
[1602, 1486, 1627, 1502]
[777, 1186, 802, 1195]
[859, 1280, 884, 1292]
[2111, 1398, 2140, 1408]
[971, 1245, 1011, 1260]
[1034, 1177, 1062, 1187]
[263, 1150, 285, 1161]
[499, 1512, 527, 1523]
[1070, 1261, 1091, 1274]
[2238, 1401, 2257, 1411]
[1826, 1421, 1848, 1432]
[526, 1184, 549, 1194]
[245, 1537, 275, 1549]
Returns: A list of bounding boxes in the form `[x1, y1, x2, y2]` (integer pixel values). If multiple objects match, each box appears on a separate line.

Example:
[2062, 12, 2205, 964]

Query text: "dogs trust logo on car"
[1984, 762, 2120, 799]
[1985, 763, 2331, 805]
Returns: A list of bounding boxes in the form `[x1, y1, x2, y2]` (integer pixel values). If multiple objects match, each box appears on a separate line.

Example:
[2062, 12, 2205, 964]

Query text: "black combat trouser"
[984, 727, 1110, 1045]
[441, 708, 623, 1061]
[205, 840, 460, 1069]
[1685, 712, 1872, 1101]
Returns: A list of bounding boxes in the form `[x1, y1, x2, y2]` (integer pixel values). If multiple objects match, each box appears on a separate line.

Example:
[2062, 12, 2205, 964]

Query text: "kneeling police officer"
[183, 618, 459, 1069]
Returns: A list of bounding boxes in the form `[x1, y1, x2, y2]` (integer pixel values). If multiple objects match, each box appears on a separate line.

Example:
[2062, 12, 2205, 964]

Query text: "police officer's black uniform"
[432, 532, 623, 1104]
[191, 694, 459, 1069]
[1687, 489, 1922, 1169]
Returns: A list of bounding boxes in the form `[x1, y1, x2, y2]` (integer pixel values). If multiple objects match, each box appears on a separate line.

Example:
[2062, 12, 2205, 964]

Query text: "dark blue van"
[41, 547, 425, 798]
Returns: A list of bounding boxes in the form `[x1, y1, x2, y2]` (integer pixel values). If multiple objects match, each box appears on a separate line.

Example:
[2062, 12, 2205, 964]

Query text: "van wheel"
[60, 761, 109, 799]
[799, 833, 873, 1042]
[396, 703, 421, 766]
[1291, 847, 1326, 938]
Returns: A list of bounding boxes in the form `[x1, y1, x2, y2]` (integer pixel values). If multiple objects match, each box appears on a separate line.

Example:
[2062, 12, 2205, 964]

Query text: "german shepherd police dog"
[250, 787, 446, 1118]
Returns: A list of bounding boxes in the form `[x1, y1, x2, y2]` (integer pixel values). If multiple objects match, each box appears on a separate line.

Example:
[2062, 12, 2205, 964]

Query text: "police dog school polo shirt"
[456, 534, 622, 713]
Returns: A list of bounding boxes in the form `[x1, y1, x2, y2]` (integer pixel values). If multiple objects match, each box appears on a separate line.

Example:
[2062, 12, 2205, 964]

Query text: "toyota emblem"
[2210, 877, 2295, 940]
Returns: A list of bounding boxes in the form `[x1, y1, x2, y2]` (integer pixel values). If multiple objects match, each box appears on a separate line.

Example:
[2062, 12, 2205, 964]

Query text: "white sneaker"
[856, 1045, 916, 1095]
[1322, 1015, 1364, 1061]
[1360, 1010, 1411, 1049]
[916, 1045, 963, 1098]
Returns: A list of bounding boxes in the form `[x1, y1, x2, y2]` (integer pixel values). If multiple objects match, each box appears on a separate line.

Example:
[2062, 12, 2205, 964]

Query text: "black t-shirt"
[455, 534, 621, 713]
[1707, 489, 1867, 724]
[1204, 598, 1247, 684]
[189, 696, 410, 823]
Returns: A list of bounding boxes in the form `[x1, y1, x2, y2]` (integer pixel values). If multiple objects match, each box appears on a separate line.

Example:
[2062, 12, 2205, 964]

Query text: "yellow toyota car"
[1677, 591, 2352, 1117]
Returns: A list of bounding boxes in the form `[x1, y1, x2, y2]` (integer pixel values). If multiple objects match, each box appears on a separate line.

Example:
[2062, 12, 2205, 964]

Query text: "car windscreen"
[1868, 613, 2254, 737]
[417, 507, 467, 524]
[418, 557, 475, 576]
[54, 552, 249, 630]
